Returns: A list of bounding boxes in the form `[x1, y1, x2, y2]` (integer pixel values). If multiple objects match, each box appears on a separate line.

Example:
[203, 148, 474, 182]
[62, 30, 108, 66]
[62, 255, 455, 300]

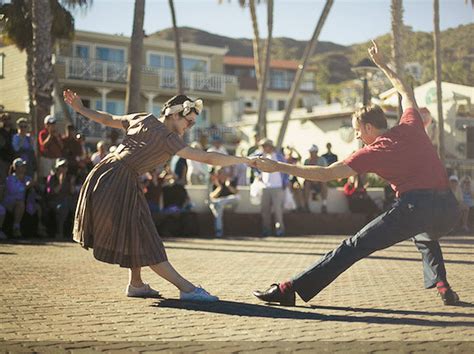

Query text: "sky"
[68, 0, 473, 46]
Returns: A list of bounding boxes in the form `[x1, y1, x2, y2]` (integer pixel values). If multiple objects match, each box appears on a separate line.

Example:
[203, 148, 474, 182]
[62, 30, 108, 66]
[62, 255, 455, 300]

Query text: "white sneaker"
[180, 286, 219, 302]
[126, 283, 160, 298]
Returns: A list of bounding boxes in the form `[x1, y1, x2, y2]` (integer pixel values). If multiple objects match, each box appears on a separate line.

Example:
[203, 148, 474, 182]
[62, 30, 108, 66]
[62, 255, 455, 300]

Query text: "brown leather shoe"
[253, 283, 296, 306]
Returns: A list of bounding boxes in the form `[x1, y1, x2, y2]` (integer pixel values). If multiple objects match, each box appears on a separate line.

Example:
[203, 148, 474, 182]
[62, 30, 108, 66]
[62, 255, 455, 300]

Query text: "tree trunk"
[31, 0, 54, 133]
[433, 0, 445, 162]
[276, 0, 334, 149]
[125, 0, 145, 113]
[391, 0, 404, 121]
[249, 0, 262, 89]
[169, 0, 184, 94]
[256, 0, 273, 138]
[25, 44, 36, 133]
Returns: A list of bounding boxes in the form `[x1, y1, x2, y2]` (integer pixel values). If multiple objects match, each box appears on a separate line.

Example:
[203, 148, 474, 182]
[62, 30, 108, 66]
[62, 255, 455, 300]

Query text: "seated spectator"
[12, 117, 36, 177]
[461, 176, 474, 231]
[186, 142, 208, 185]
[343, 174, 380, 221]
[2, 158, 35, 237]
[38, 115, 63, 180]
[284, 146, 305, 212]
[46, 158, 76, 238]
[209, 167, 240, 237]
[62, 125, 83, 176]
[0, 113, 15, 183]
[449, 175, 469, 233]
[174, 155, 188, 185]
[322, 142, 338, 165]
[142, 168, 165, 216]
[303, 144, 328, 213]
[91, 140, 108, 165]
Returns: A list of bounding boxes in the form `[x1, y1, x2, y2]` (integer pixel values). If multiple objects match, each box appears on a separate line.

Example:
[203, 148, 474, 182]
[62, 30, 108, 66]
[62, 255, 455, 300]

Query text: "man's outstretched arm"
[368, 40, 418, 110]
[253, 159, 356, 182]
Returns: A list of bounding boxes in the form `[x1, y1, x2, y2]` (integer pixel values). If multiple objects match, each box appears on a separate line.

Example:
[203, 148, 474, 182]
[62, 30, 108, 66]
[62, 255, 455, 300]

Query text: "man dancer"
[252, 41, 460, 306]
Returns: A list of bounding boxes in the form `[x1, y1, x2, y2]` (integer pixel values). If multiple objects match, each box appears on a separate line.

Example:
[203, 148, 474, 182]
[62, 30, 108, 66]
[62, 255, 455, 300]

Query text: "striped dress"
[73, 113, 186, 268]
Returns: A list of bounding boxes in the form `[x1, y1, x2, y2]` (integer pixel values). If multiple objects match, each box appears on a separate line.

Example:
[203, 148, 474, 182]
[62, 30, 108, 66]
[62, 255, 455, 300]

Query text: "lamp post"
[352, 58, 380, 106]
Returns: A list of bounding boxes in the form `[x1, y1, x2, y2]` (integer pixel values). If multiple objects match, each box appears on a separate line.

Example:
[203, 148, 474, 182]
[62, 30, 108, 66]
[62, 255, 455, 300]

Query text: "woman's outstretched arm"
[176, 146, 250, 167]
[63, 89, 135, 130]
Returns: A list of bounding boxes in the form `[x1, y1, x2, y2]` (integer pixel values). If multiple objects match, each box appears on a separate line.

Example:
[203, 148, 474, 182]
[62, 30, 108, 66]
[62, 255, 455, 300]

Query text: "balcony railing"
[58, 56, 237, 94]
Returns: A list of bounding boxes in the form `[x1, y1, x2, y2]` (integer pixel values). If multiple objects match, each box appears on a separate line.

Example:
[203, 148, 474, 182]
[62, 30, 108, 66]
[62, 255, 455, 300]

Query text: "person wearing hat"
[64, 89, 252, 302]
[303, 144, 329, 213]
[12, 117, 36, 177]
[45, 158, 76, 239]
[252, 41, 460, 307]
[448, 175, 470, 233]
[38, 115, 64, 179]
[253, 138, 289, 237]
[2, 158, 34, 237]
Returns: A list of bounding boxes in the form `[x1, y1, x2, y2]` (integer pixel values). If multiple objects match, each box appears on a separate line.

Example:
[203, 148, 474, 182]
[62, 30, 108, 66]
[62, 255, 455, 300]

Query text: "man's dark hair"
[352, 105, 388, 130]
[161, 94, 199, 118]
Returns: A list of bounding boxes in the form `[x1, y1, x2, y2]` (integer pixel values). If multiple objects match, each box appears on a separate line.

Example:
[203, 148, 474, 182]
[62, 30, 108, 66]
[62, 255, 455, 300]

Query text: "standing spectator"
[2, 158, 33, 237]
[91, 141, 108, 165]
[448, 175, 469, 233]
[12, 117, 36, 178]
[38, 115, 64, 179]
[461, 176, 473, 231]
[46, 158, 76, 239]
[209, 167, 240, 237]
[256, 139, 288, 237]
[322, 142, 338, 165]
[143, 168, 165, 218]
[207, 136, 228, 155]
[284, 146, 305, 211]
[62, 125, 83, 176]
[303, 145, 329, 213]
[186, 142, 208, 185]
[343, 174, 380, 222]
[0, 203, 6, 240]
[0, 113, 15, 183]
[174, 156, 188, 185]
[247, 133, 261, 184]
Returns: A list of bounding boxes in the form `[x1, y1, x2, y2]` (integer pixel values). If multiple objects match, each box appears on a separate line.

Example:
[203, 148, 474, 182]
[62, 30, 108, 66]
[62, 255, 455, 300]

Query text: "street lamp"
[352, 58, 380, 106]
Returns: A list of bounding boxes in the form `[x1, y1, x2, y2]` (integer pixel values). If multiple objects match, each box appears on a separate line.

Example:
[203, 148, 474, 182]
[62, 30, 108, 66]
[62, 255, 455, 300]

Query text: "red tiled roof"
[224, 56, 300, 70]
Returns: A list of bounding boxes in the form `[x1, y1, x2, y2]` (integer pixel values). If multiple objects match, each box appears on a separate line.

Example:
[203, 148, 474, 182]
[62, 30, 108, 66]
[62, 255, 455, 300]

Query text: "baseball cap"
[44, 115, 57, 125]
[309, 144, 319, 152]
[449, 175, 459, 182]
[13, 158, 27, 168]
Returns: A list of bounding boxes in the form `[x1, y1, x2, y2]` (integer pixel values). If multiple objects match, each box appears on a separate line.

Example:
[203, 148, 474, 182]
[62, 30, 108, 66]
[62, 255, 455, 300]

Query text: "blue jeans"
[292, 189, 460, 302]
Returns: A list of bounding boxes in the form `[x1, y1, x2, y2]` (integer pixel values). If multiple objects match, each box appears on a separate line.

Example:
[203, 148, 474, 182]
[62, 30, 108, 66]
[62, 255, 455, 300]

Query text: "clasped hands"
[242, 156, 279, 173]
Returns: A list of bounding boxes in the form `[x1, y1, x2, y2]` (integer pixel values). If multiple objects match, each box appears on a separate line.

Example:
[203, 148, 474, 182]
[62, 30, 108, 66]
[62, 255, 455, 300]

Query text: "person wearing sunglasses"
[63, 89, 251, 302]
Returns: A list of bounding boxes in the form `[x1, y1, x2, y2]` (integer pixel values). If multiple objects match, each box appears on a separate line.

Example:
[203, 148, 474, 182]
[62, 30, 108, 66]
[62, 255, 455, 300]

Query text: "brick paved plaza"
[1, 234, 473, 352]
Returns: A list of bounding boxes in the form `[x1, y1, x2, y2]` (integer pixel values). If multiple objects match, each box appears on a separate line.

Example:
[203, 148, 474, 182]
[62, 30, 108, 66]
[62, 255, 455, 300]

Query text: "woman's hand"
[63, 89, 84, 112]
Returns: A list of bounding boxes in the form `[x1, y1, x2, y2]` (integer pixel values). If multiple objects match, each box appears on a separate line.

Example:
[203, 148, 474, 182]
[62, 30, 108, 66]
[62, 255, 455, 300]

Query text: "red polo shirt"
[38, 128, 63, 158]
[344, 108, 449, 196]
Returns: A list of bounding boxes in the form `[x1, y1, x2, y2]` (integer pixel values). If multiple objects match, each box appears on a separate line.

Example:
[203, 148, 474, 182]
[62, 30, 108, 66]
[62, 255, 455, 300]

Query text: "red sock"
[436, 281, 449, 294]
[279, 281, 293, 294]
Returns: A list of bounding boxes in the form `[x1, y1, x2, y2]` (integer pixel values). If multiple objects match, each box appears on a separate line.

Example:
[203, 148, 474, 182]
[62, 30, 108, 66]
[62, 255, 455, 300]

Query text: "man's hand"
[254, 157, 279, 173]
[368, 40, 386, 68]
[63, 89, 84, 112]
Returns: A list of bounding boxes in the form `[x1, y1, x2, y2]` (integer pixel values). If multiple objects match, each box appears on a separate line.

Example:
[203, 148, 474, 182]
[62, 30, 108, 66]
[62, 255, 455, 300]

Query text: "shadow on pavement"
[164, 245, 474, 265]
[310, 303, 474, 318]
[151, 299, 474, 327]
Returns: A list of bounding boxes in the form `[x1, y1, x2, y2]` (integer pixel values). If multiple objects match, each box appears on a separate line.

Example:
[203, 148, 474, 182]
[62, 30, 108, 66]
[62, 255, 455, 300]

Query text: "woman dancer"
[64, 89, 250, 302]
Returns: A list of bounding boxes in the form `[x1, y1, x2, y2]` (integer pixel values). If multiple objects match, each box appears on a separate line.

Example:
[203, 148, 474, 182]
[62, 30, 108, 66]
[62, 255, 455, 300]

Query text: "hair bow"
[182, 99, 203, 115]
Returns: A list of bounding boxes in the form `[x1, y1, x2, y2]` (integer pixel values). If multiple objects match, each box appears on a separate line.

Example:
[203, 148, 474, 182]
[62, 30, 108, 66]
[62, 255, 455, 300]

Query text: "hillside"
[151, 24, 474, 87]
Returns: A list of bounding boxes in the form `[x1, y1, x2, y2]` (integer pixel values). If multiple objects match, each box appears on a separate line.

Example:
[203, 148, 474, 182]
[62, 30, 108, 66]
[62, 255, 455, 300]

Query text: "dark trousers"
[292, 189, 460, 302]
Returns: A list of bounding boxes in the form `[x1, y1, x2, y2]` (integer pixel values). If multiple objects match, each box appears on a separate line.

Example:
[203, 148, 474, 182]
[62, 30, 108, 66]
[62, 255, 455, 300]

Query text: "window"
[266, 99, 275, 111]
[96, 47, 125, 62]
[74, 45, 90, 59]
[148, 53, 207, 72]
[0, 53, 4, 79]
[270, 70, 288, 89]
[277, 100, 286, 111]
[95, 100, 125, 115]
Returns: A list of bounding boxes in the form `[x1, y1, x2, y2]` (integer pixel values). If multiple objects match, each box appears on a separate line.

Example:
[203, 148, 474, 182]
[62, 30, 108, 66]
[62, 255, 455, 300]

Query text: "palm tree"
[168, 0, 184, 94]
[433, 0, 444, 161]
[391, 0, 404, 120]
[248, 0, 263, 89]
[125, 0, 145, 113]
[1, 0, 90, 133]
[276, 0, 334, 149]
[256, 0, 272, 137]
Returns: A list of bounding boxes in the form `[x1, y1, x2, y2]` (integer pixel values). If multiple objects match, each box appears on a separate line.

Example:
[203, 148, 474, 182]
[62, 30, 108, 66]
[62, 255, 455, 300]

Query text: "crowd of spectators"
[2, 111, 470, 240]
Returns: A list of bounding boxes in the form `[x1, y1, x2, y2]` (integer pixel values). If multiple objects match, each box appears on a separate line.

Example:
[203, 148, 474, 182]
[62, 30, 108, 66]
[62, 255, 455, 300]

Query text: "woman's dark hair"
[161, 95, 199, 118]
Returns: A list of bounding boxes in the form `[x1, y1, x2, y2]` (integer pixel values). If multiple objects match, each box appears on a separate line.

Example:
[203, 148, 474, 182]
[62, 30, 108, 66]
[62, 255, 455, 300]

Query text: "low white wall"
[186, 186, 386, 214]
